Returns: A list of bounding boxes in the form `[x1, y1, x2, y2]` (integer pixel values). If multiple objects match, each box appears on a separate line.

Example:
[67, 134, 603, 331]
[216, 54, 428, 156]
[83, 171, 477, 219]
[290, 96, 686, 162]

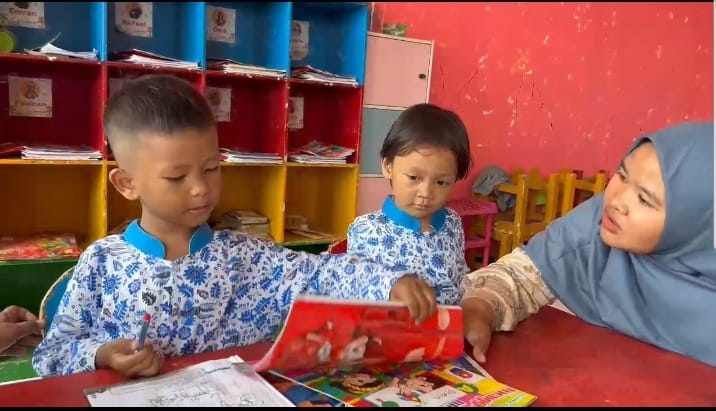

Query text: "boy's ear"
[108, 168, 139, 201]
[381, 159, 393, 180]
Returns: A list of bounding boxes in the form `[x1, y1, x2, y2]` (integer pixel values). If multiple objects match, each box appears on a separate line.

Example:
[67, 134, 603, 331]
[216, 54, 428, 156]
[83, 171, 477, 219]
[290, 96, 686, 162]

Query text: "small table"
[447, 198, 498, 267]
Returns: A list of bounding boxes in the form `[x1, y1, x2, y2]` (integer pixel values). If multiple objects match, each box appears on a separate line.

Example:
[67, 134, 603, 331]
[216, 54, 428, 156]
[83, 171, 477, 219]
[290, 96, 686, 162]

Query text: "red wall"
[370, 2, 714, 199]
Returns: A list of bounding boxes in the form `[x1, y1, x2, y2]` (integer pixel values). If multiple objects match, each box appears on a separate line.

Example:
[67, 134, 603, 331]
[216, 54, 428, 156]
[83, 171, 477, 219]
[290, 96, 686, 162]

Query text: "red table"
[1, 307, 714, 406]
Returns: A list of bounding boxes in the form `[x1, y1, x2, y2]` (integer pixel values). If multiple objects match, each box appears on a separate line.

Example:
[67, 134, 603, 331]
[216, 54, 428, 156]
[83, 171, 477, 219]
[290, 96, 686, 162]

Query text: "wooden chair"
[38, 267, 74, 337]
[556, 170, 578, 218]
[517, 172, 560, 246]
[573, 171, 609, 206]
[472, 174, 529, 260]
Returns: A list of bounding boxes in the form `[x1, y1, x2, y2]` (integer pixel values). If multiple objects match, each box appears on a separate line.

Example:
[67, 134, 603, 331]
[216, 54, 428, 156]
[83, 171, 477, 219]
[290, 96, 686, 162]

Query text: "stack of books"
[214, 210, 273, 241]
[288, 140, 355, 165]
[111, 49, 199, 70]
[207, 59, 286, 78]
[290, 65, 357, 86]
[220, 148, 283, 164]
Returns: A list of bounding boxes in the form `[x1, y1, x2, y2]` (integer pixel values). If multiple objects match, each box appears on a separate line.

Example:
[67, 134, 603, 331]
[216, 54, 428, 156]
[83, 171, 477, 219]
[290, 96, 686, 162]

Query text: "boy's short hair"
[103, 74, 215, 159]
[380, 103, 472, 180]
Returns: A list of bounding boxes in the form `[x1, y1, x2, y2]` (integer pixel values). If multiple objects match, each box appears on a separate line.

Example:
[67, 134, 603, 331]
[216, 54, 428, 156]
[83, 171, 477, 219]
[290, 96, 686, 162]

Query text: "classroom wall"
[369, 2, 714, 200]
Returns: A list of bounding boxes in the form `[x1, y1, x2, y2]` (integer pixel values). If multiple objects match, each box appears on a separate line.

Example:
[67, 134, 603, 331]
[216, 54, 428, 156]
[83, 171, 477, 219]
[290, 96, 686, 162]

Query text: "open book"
[254, 296, 537, 407]
[84, 296, 536, 407]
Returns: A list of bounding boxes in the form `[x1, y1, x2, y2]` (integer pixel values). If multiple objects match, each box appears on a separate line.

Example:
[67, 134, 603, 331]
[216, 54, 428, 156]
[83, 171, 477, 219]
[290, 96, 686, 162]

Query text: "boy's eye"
[205, 166, 219, 173]
[164, 175, 185, 182]
[437, 180, 448, 186]
[405, 174, 418, 181]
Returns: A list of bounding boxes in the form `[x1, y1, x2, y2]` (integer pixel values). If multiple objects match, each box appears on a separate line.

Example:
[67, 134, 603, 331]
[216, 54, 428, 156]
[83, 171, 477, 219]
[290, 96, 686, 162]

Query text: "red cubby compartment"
[0, 55, 104, 155]
[287, 80, 363, 164]
[204, 72, 288, 157]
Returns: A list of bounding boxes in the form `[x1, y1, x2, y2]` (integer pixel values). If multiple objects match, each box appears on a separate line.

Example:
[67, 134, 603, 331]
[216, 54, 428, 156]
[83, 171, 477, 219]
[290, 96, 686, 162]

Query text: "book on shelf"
[25, 33, 98, 60]
[291, 65, 358, 86]
[83, 296, 536, 407]
[288, 140, 355, 165]
[0, 143, 102, 160]
[110, 49, 199, 70]
[20, 145, 102, 160]
[220, 148, 283, 164]
[207, 58, 286, 78]
[0, 233, 80, 262]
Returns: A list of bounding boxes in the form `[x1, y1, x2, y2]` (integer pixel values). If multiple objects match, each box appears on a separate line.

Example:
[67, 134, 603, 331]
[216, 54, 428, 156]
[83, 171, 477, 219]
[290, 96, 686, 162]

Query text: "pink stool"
[447, 198, 498, 267]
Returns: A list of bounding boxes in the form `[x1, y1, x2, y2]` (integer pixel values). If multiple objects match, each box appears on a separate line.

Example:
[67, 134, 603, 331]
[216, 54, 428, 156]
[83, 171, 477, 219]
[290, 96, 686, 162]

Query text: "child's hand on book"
[95, 339, 163, 377]
[461, 297, 494, 363]
[389, 274, 437, 324]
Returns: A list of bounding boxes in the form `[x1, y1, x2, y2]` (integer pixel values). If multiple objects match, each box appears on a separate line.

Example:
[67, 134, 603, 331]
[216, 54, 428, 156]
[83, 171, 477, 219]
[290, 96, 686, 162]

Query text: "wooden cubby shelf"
[0, 2, 370, 256]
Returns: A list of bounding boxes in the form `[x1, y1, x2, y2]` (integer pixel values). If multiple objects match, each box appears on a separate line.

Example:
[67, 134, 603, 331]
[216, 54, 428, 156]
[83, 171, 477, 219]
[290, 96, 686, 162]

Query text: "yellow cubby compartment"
[283, 164, 359, 245]
[0, 160, 107, 249]
[106, 163, 288, 243]
[213, 164, 287, 243]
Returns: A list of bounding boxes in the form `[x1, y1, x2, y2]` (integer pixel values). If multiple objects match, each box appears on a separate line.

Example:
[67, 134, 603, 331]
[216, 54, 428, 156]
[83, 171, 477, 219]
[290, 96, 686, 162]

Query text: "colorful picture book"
[0, 233, 80, 261]
[254, 295, 537, 407]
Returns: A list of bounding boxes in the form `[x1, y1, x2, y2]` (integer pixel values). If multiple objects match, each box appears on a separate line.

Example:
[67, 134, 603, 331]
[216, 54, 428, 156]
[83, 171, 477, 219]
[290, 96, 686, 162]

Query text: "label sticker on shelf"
[8, 76, 52, 118]
[290, 20, 309, 61]
[206, 5, 236, 44]
[288, 97, 304, 130]
[205, 86, 232, 123]
[115, 2, 153, 38]
[1, 2, 45, 29]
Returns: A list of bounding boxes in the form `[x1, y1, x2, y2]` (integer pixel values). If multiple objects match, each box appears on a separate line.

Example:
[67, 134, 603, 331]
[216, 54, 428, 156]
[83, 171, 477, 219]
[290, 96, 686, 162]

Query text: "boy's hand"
[462, 297, 494, 363]
[0, 305, 45, 356]
[389, 274, 437, 324]
[96, 339, 163, 378]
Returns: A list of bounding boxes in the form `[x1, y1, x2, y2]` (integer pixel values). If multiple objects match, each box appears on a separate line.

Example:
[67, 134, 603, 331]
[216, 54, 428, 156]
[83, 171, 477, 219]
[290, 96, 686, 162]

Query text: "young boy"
[31, 75, 436, 378]
[347, 103, 472, 305]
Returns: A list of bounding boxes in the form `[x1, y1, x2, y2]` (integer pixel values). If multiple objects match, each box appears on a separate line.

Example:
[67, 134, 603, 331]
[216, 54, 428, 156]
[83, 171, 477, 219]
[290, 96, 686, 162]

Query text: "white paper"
[205, 86, 232, 122]
[290, 20, 309, 61]
[85, 359, 295, 407]
[206, 5, 236, 44]
[287, 96, 303, 129]
[115, 2, 153, 38]
[1, 2, 45, 29]
[8, 76, 52, 118]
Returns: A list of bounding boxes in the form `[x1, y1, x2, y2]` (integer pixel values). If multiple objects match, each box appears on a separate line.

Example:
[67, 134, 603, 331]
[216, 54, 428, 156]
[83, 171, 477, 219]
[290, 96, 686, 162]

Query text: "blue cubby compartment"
[2, 2, 106, 60]
[205, 2, 290, 73]
[107, 2, 206, 67]
[290, 2, 369, 85]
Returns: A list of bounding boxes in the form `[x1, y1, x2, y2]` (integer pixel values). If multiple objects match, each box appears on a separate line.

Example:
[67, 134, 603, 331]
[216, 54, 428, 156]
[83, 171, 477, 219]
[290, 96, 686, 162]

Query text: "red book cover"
[253, 295, 464, 373]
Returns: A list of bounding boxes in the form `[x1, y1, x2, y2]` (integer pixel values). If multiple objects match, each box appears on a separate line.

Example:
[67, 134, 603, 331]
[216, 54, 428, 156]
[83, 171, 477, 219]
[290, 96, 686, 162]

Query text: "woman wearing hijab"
[461, 122, 716, 368]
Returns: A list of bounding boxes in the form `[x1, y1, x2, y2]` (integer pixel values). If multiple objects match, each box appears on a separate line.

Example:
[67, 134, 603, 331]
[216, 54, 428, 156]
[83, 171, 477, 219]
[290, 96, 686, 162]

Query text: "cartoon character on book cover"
[265, 302, 463, 373]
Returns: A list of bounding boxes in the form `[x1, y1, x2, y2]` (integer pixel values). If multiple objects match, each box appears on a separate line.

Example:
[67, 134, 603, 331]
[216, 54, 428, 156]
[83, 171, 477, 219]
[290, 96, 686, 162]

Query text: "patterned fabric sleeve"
[461, 247, 555, 331]
[32, 248, 109, 376]
[232, 236, 408, 328]
[346, 215, 390, 265]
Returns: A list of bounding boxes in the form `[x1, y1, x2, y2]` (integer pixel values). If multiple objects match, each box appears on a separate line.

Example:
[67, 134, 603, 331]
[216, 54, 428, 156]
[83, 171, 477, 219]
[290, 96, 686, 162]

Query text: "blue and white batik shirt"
[32, 220, 408, 376]
[347, 196, 469, 305]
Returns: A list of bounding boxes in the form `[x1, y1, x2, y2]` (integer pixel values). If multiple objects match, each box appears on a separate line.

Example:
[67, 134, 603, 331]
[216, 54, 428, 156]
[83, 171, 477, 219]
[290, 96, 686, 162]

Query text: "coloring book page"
[85, 359, 294, 407]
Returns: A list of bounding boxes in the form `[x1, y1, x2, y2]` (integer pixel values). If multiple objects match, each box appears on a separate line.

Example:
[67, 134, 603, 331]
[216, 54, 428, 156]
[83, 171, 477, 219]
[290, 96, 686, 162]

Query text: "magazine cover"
[252, 296, 465, 373]
[276, 358, 537, 407]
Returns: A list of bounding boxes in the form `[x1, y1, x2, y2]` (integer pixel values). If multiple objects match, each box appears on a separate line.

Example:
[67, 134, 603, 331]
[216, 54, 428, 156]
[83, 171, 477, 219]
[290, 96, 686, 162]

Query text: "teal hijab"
[522, 122, 716, 367]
